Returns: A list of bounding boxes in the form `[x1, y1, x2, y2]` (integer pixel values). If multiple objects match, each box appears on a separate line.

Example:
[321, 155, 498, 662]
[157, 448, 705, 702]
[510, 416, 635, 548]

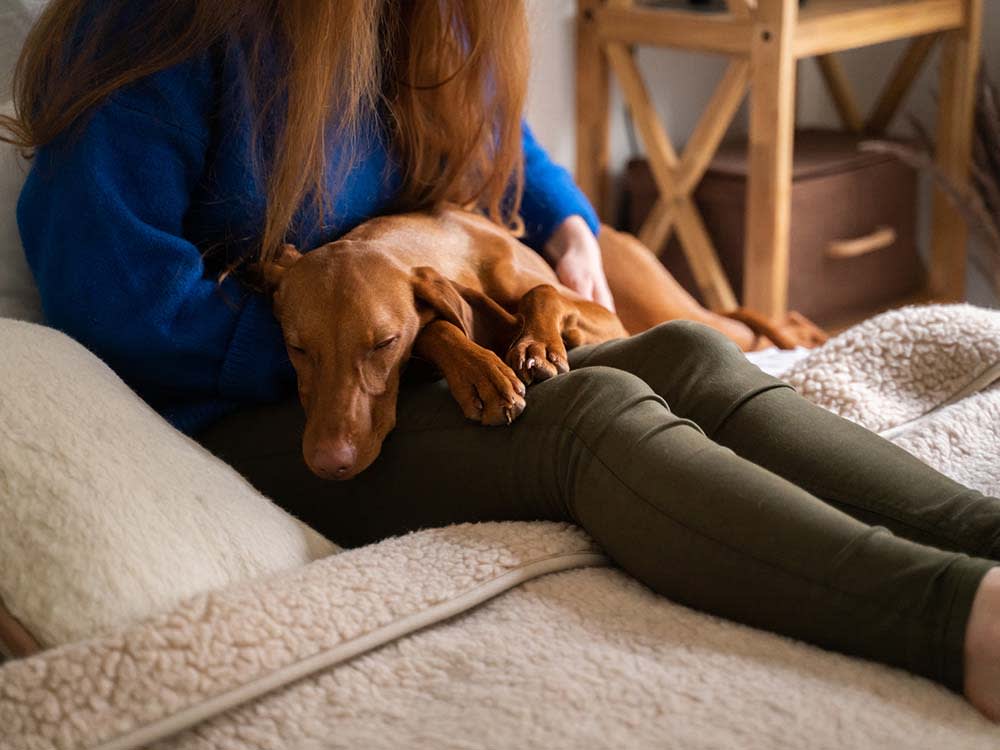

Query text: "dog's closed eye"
[373, 335, 399, 352]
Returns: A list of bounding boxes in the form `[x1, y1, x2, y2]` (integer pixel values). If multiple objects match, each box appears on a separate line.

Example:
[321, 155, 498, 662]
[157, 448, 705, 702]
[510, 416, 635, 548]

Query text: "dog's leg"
[506, 284, 627, 384]
[414, 320, 527, 426]
[599, 225, 828, 350]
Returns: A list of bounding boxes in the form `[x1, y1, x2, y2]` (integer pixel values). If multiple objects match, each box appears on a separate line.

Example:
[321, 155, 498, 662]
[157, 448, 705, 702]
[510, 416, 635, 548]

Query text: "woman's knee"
[529, 365, 663, 434]
[589, 321, 752, 402]
[540, 364, 653, 405]
[638, 320, 745, 370]
[527, 365, 695, 494]
[585, 321, 788, 434]
[572, 320, 743, 383]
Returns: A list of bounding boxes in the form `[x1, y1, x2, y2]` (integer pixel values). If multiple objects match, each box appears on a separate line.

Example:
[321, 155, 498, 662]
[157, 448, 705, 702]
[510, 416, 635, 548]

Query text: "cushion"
[0, 319, 338, 657]
[0, 100, 43, 322]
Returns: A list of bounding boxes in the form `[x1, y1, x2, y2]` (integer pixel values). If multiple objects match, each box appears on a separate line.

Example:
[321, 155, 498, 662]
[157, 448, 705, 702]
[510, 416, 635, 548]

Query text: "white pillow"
[0, 100, 43, 322]
[0, 318, 337, 654]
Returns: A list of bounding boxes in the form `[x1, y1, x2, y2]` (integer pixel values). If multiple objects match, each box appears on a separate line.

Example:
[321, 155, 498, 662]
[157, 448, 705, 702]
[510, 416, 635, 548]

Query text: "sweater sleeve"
[16, 64, 294, 420]
[518, 121, 600, 251]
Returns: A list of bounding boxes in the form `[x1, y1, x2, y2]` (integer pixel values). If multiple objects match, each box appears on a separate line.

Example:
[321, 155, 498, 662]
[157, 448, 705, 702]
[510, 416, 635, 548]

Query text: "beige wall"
[526, 0, 747, 180]
[524, 1, 999, 305]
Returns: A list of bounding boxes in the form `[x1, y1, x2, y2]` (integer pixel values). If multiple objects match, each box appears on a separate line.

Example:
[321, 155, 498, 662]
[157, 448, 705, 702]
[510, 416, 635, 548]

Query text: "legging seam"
[776, 476, 981, 555]
[710, 384, 986, 555]
[561, 420, 964, 636]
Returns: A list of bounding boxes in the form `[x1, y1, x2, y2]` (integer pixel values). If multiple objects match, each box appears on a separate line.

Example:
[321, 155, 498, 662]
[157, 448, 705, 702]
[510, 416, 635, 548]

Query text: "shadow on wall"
[0, 1, 47, 101]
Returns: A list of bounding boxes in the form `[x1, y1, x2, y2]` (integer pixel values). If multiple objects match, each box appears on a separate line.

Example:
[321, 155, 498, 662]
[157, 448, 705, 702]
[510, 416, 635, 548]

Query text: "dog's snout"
[309, 439, 358, 480]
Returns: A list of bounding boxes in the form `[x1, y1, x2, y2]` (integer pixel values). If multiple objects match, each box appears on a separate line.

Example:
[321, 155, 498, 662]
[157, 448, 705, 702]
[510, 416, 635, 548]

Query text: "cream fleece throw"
[2, 303, 1000, 750]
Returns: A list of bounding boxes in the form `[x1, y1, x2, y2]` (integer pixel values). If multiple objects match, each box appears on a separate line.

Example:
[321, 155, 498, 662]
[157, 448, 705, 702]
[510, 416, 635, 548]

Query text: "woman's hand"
[543, 215, 616, 312]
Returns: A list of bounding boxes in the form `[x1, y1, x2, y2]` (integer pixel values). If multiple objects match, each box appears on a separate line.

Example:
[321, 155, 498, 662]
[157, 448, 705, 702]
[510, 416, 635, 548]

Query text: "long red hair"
[0, 0, 529, 263]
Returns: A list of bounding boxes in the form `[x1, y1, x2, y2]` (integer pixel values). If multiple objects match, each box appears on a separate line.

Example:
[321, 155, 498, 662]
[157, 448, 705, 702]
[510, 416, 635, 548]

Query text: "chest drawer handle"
[826, 226, 897, 259]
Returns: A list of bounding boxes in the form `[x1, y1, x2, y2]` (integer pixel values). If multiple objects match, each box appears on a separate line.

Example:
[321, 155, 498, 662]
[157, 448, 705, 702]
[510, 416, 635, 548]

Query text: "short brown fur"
[260, 206, 626, 481]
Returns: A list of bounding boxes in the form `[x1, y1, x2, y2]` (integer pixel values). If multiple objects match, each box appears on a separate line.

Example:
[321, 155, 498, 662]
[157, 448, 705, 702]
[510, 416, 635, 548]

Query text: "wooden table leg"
[929, 0, 982, 302]
[744, 0, 798, 319]
[576, 0, 612, 219]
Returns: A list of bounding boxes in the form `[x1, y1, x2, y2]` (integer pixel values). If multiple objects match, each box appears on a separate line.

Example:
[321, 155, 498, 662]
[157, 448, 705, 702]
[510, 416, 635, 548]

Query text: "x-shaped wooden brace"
[603, 0, 944, 313]
[597, 0, 758, 311]
[606, 43, 746, 311]
[815, 34, 941, 136]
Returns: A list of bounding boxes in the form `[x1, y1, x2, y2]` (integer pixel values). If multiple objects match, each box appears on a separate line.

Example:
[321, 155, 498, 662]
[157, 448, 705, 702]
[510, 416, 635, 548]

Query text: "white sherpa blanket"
[2, 304, 1000, 750]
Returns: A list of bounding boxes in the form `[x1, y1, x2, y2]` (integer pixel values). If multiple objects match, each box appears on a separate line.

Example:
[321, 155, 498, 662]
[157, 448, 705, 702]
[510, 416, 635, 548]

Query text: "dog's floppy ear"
[257, 243, 303, 294]
[411, 266, 474, 336]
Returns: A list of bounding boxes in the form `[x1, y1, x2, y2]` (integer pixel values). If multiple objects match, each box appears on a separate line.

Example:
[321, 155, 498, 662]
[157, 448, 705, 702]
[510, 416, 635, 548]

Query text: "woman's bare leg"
[965, 569, 1000, 719]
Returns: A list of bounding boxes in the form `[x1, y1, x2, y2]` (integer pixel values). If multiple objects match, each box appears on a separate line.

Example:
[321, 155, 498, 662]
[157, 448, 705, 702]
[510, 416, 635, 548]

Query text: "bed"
[3, 22, 1000, 741]
[2, 300, 999, 749]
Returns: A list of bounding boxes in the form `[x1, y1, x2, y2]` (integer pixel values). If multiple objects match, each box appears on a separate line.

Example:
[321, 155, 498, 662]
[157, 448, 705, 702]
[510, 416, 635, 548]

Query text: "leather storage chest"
[622, 130, 924, 326]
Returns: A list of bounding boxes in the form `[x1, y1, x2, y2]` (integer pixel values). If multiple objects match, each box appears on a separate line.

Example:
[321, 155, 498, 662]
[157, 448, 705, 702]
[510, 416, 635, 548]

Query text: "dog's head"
[259, 241, 475, 480]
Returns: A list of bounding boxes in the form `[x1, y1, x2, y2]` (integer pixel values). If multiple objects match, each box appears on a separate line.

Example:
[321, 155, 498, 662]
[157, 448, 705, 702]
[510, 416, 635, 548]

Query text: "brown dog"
[260, 205, 826, 481]
[260, 206, 627, 480]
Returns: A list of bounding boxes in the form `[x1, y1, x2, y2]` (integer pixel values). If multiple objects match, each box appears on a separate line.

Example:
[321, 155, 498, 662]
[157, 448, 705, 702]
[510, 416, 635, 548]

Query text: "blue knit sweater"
[17, 50, 599, 435]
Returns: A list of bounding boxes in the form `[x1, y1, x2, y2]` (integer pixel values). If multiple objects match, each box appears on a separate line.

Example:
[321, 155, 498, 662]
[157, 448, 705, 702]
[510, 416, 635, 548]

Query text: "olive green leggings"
[197, 321, 1000, 693]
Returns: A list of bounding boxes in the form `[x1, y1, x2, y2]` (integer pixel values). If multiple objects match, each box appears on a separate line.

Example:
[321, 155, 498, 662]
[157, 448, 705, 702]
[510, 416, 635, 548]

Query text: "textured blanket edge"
[879, 361, 1000, 439]
[93, 551, 609, 750]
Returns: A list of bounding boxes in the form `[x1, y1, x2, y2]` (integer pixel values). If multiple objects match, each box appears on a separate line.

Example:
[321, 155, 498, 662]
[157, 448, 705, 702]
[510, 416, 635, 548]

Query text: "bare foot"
[964, 567, 1000, 721]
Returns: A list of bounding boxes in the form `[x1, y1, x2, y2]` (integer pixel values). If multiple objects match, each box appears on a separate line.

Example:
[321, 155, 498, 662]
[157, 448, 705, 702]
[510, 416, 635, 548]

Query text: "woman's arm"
[17, 65, 293, 433]
[519, 122, 614, 310]
[518, 121, 599, 248]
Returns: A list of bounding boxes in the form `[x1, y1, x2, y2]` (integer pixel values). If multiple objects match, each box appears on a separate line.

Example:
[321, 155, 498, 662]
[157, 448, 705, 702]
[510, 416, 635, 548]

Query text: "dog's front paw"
[443, 350, 527, 426]
[505, 330, 570, 385]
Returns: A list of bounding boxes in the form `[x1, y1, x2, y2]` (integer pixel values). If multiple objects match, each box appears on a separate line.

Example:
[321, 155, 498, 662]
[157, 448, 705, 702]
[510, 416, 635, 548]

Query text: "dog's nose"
[309, 439, 358, 480]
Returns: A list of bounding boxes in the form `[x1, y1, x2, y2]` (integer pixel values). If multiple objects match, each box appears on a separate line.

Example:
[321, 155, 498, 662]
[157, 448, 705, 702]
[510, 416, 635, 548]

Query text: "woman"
[5, 0, 1000, 720]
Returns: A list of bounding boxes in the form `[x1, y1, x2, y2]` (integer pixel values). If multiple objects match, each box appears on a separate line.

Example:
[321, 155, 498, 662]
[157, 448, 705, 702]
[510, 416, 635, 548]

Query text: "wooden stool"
[575, 0, 984, 319]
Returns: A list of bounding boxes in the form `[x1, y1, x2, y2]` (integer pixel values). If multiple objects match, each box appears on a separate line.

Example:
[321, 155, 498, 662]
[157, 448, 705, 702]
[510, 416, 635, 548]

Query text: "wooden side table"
[575, 0, 984, 319]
